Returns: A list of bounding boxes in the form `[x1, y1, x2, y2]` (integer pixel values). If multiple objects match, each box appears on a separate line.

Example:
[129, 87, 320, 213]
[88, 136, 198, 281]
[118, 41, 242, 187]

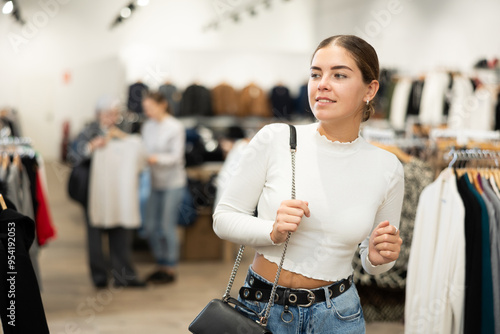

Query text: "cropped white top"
[213, 123, 404, 281]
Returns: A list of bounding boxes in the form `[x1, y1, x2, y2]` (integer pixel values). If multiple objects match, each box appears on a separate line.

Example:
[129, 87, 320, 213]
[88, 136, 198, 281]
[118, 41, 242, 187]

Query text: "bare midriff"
[252, 253, 334, 289]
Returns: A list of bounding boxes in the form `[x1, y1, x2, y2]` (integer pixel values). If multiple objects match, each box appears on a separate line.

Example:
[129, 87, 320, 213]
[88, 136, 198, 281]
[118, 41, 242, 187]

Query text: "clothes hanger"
[13, 153, 21, 169]
[1, 152, 9, 171]
[371, 142, 413, 164]
[0, 194, 7, 211]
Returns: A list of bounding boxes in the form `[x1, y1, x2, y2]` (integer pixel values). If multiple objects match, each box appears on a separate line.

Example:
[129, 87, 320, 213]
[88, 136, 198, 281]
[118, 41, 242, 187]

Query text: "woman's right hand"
[271, 200, 310, 244]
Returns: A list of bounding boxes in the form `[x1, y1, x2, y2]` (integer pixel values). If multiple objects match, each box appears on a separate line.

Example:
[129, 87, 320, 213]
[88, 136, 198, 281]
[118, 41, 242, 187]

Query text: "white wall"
[315, 0, 500, 76]
[0, 0, 316, 159]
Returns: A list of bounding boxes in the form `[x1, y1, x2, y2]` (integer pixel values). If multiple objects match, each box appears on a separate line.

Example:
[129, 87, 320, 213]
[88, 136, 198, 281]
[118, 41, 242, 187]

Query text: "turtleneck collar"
[312, 123, 364, 154]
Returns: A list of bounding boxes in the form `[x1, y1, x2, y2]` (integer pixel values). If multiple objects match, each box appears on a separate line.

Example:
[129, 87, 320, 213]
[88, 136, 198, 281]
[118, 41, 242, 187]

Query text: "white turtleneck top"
[213, 122, 404, 281]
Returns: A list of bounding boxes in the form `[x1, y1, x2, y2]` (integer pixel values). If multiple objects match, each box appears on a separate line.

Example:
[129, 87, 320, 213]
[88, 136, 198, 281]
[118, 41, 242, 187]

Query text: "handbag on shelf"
[189, 124, 297, 334]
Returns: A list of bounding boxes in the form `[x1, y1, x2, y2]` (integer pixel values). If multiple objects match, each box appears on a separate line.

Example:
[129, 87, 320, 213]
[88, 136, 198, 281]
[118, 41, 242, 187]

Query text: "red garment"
[35, 172, 56, 246]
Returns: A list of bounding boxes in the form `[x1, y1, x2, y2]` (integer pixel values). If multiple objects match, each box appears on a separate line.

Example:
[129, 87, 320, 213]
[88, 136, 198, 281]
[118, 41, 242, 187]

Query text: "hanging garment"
[457, 175, 483, 334]
[294, 83, 312, 116]
[447, 75, 475, 130]
[6, 164, 34, 220]
[466, 175, 495, 334]
[34, 173, 56, 246]
[158, 83, 181, 116]
[0, 208, 49, 334]
[495, 92, 500, 131]
[180, 84, 212, 116]
[375, 69, 397, 118]
[480, 176, 500, 334]
[419, 71, 451, 126]
[88, 135, 145, 229]
[389, 78, 413, 130]
[405, 169, 465, 334]
[34, 156, 56, 246]
[270, 84, 294, 119]
[127, 82, 149, 114]
[406, 79, 425, 117]
[468, 86, 496, 131]
[211, 82, 240, 116]
[238, 83, 272, 117]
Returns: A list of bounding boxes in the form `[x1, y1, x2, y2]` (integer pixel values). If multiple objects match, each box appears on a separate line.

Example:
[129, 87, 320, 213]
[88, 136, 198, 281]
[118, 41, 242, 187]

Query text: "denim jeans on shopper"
[236, 266, 365, 334]
[144, 187, 184, 267]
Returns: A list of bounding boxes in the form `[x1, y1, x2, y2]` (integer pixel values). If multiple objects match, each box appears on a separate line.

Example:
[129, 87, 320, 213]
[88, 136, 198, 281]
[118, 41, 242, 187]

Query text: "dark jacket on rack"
[0, 207, 49, 334]
[295, 83, 312, 116]
[211, 83, 240, 116]
[180, 84, 212, 117]
[457, 175, 483, 334]
[239, 83, 272, 117]
[270, 85, 294, 119]
[127, 82, 149, 114]
[406, 79, 424, 117]
[159, 83, 181, 116]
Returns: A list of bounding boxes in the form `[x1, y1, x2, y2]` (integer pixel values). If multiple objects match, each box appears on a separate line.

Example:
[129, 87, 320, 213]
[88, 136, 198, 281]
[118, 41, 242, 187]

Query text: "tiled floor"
[39, 161, 404, 333]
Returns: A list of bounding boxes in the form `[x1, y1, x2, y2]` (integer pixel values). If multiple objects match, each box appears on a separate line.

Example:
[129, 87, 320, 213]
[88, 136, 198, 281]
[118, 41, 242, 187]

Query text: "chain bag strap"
[221, 124, 297, 327]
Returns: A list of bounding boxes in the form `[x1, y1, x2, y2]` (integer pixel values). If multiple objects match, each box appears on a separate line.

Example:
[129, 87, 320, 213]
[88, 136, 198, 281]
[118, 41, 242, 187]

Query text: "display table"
[180, 162, 238, 262]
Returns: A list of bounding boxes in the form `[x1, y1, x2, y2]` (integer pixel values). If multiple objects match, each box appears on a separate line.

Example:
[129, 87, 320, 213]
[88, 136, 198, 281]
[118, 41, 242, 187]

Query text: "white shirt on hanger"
[389, 77, 413, 131]
[89, 135, 146, 229]
[405, 168, 465, 334]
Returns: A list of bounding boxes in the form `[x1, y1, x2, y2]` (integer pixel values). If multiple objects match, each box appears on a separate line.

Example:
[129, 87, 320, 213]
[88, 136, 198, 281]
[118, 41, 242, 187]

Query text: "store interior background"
[0, 0, 499, 159]
[0, 0, 499, 333]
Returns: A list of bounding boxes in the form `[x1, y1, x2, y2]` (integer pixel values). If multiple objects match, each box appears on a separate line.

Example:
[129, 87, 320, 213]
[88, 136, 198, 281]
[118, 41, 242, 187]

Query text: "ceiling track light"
[111, 0, 144, 29]
[203, 0, 289, 33]
[3, 0, 25, 25]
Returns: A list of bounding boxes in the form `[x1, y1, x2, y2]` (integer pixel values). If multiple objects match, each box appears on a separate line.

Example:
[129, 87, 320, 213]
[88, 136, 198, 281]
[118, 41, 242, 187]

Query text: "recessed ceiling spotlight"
[2, 1, 14, 15]
[120, 7, 132, 18]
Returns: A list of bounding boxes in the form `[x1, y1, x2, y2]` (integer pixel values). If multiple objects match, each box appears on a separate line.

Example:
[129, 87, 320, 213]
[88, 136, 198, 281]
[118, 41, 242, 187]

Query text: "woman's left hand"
[368, 220, 402, 266]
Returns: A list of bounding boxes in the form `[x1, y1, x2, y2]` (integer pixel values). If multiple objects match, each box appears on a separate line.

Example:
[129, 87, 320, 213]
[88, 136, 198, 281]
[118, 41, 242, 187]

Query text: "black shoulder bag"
[189, 124, 297, 334]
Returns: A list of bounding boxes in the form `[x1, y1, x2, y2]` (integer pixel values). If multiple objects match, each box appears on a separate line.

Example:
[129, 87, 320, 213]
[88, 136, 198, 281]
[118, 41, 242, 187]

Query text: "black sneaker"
[146, 270, 176, 284]
[94, 280, 108, 289]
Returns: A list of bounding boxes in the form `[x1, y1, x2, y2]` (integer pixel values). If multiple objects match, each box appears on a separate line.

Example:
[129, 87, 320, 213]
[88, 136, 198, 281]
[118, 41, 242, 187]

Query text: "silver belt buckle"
[289, 288, 315, 307]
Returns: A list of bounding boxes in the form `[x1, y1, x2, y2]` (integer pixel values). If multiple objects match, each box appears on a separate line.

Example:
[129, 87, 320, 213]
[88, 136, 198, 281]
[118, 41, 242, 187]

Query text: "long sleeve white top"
[142, 116, 187, 190]
[213, 123, 404, 282]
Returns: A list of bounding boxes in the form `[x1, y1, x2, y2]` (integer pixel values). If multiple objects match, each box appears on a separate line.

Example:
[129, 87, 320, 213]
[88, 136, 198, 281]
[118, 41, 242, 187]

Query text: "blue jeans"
[138, 169, 151, 238]
[237, 267, 365, 334]
[144, 187, 184, 267]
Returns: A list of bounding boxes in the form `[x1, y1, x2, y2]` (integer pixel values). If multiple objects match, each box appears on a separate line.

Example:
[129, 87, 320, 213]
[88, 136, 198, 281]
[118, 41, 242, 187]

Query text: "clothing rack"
[0, 137, 32, 146]
[446, 147, 500, 168]
[363, 126, 427, 148]
[431, 128, 500, 146]
[0, 137, 36, 158]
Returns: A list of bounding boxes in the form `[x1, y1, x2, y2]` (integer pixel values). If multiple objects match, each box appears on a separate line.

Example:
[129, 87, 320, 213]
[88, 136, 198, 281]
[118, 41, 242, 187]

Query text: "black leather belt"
[239, 272, 353, 307]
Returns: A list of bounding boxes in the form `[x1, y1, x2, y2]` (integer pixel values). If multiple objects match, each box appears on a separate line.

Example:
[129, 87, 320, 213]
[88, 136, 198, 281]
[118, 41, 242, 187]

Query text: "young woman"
[141, 92, 186, 284]
[213, 35, 404, 333]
